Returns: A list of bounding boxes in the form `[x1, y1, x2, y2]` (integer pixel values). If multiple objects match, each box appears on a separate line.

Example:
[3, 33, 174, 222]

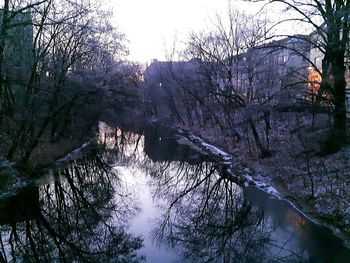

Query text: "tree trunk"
[0, 0, 10, 124]
[247, 117, 270, 158]
[332, 59, 347, 138]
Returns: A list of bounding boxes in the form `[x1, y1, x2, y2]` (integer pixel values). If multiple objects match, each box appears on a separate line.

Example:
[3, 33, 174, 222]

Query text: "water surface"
[0, 122, 349, 262]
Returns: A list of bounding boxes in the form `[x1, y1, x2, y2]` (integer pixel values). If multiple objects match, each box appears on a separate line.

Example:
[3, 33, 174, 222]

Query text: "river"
[0, 121, 349, 262]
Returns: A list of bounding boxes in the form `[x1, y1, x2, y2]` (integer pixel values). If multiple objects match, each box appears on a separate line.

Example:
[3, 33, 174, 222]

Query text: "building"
[145, 34, 350, 111]
[212, 35, 311, 105]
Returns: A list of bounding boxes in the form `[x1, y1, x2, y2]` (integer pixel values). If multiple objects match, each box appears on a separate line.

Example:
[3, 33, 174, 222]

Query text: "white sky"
[110, 0, 265, 64]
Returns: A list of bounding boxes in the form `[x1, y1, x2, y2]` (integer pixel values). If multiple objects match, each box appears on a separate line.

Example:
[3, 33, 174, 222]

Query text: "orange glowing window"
[308, 68, 322, 97]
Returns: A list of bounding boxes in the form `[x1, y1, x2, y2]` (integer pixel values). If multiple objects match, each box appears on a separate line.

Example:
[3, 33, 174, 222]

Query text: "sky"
[110, 0, 264, 64]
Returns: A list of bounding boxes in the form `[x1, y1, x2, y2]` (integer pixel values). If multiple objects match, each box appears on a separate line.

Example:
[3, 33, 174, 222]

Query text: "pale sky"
[110, 0, 265, 63]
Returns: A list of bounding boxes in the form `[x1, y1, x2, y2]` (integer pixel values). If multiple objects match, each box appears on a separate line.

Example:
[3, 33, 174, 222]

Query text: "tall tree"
[182, 7, 274, 157]
[249, 0, 350, 138]
[1, 0, 127, 164]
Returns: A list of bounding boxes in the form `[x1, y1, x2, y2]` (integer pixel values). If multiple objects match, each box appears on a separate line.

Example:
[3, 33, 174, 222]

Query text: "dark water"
[0, 122, 350, 263]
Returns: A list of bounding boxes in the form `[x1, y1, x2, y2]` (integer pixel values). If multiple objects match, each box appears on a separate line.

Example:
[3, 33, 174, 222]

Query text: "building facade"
[144, 31, 350, 114]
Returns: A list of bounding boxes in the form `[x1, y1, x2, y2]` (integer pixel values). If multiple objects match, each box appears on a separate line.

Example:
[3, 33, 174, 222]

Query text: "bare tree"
[1, 0, 128, 166]
[248, 0, 350, 139]
[180, 6, 274, 157]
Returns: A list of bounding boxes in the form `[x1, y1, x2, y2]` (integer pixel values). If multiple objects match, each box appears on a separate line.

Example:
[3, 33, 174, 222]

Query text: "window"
[315, 57, 322, 69]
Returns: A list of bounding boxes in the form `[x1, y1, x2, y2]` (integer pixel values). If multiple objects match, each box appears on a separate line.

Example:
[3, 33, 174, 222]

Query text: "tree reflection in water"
[100, 123, 308, 262]
[0, 149, 144, 262]
[0, 123, 345, 262]
[99, 123, 312, 262]
[147, 161, 270, 263]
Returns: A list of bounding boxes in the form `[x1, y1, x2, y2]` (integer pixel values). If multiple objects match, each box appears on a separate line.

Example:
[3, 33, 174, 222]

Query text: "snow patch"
[56, 135, 97, 164]
[176, 137, 208, 155]
[201, 142, 230, 157]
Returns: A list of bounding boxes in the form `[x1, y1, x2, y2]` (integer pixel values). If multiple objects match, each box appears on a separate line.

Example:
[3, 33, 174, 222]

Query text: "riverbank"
[49, 110, 350, 247]
[2, 109, 349, 247]
[168, 122, 350, 248]
[141, 112, 350, 248]
[3, 118, 350, 262]
[0, 131, 98, 201]
[0, 133, 96, 170]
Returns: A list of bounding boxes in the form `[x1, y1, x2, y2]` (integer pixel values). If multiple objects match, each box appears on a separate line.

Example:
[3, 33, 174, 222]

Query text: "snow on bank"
[0, 161, 31, 199]
[198, 140, 231, 159]
[0, 136, 98, 200]
[176, 128, 281, 197]
[176, 137, 208, 156]
[55, 135, 97, 164]
[175, 127, 350, 245]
